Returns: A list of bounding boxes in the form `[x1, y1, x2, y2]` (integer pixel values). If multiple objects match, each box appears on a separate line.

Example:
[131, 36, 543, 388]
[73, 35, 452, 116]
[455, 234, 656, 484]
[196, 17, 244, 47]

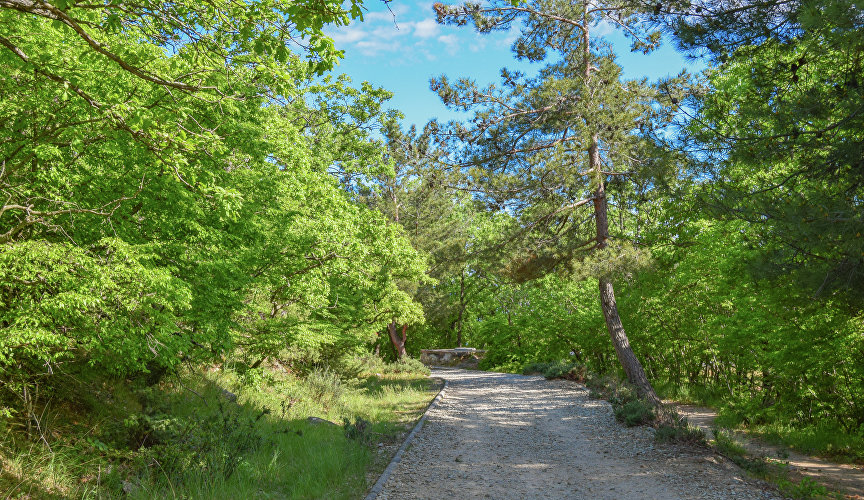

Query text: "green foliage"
[613, 399, 655, 427]
[655, 419, 706, 445]
[776, 477, 829, 500]
[714, 429, 748, 458]
[343, 354, 431, 378]
[342, 416, 371, 441]
[674, 0, 864, 298]
[711, 428, 773, 476]
[523, 360, 587, 381]
[0, 239, 191, 374]
[1, 0, 362, 88]
[0, 10, 428, 415]
[379, 357, 431, 377]
[129, 401, 264, 481]
[303, 368, 346, 411]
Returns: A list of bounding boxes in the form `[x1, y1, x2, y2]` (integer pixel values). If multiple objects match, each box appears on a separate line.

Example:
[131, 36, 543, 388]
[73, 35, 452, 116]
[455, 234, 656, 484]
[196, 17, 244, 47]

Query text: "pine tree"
[432, 0, 686, 404]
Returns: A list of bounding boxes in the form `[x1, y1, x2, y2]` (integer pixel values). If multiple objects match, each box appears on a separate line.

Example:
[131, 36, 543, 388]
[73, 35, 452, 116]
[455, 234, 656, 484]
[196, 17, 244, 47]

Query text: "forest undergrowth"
[0, 356, 435, 499]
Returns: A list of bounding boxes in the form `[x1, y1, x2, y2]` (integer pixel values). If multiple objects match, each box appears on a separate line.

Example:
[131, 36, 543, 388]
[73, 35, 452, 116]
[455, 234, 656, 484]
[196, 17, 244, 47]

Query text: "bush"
[342, 417, 371, 441]
[614, 399, 655, 427]
[594, 379, 657, 427]
[343, 354, 430, 378]
[303, 368, 345, 410]
[714, 428, 747, 458]
[129, 401, 263, 481]
[522, 360, 586, 381]
[379, 357, 430, 376]
[777, 477, 828, 500]
[655, 411, 706, 444]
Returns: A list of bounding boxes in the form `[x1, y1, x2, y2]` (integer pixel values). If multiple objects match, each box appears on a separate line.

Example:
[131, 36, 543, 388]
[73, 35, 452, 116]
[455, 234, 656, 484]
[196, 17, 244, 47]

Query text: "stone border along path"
[675, 404, 864, 498]
[365, 378, 449, 500]
[374, 368, 781, 500]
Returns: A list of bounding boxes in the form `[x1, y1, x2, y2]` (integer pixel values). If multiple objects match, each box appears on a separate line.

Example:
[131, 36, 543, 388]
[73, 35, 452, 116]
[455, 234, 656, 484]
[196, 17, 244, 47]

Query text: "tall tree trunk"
[457, 269, 465, 347]
[590, 133, 661, 407]
[579, 5, 660, 405]
[387, 321, 407, 359]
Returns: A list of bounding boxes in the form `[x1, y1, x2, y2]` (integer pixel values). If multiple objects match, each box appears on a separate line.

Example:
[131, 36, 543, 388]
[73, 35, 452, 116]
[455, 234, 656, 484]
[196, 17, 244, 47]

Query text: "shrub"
[129, 401, 263, 481]
[614, 399, 655, 427]
[655, 411, 706, 444]
[522, 360, 586, 381]
[379, 357, 430, 376]
[303, 367, 345, 410]
[777, 477, 828, 500]
[714, 428, 747, 458]
[342, 417, 370, 441]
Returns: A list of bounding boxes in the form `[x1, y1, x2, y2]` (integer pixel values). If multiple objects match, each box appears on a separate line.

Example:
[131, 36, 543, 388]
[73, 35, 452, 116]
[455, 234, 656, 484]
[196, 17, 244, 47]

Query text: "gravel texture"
[376, 368, 780, 500]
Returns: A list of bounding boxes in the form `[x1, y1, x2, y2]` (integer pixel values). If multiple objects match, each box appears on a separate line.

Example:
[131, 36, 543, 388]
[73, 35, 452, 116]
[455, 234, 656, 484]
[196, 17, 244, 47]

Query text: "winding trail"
[377, 369, 778, 500]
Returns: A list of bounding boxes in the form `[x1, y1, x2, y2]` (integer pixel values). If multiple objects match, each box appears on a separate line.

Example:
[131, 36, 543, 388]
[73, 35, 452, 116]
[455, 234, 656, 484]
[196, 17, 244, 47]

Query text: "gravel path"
[377, 369, 779, 500]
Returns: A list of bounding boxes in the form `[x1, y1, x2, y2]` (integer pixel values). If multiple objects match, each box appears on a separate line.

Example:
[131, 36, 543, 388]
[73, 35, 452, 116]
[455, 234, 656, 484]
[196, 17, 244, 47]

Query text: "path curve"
[377, 369, 778, 500]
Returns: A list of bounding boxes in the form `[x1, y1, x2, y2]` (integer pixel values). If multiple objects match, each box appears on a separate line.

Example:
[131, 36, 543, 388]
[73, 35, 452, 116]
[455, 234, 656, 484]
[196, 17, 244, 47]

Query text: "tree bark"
[387, 321, 407, 359]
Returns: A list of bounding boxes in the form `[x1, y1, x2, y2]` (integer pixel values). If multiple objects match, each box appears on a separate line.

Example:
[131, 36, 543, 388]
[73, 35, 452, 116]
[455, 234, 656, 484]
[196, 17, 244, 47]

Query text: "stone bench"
[420, 348, 487, 368]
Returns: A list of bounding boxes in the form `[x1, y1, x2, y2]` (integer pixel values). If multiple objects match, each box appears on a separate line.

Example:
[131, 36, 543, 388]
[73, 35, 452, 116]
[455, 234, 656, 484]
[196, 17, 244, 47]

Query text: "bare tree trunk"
[387, 321, 407, 359]
[374, 332, 381, 357]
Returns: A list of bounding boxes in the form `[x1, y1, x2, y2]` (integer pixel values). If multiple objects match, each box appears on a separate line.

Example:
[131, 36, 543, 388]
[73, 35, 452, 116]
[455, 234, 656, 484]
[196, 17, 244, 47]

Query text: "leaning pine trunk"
[590, 134, 661, 407]
[598, 276, 661, 406]
[387, 321, 407, 359]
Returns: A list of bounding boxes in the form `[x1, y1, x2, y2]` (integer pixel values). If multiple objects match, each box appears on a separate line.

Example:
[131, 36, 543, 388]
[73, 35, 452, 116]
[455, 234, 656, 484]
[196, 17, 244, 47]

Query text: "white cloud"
[437, 34, 459, 55]
[414, 18, 440, 38]
[592, 20, 615, 37]
[324, 3, 488, 62]
[329, 26, 367, 44]
[365, 3, 410, 23]
[356, 39, 401, 56]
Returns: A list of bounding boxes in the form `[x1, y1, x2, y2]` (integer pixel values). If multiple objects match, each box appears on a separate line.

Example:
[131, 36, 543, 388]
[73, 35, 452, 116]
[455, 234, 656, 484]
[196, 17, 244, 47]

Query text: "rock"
[122, 480, 136, 494]
[220, 388, 238, 402]
[306, 416, 338, 426]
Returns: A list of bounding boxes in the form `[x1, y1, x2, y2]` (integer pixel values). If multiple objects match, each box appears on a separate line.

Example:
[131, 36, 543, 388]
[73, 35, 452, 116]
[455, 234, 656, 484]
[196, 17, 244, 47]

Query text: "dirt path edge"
[364, 378, 448, 500]
[674, 403, 864, 498]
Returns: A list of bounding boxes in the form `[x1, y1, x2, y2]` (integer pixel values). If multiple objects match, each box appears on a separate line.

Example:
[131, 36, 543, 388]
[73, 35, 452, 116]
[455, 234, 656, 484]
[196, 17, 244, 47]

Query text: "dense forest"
[1, 0, 862, 496]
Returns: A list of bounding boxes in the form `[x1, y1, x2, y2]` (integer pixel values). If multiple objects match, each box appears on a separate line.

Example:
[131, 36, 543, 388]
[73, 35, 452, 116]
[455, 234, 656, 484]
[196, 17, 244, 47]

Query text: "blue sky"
[324, 1, 703, 128]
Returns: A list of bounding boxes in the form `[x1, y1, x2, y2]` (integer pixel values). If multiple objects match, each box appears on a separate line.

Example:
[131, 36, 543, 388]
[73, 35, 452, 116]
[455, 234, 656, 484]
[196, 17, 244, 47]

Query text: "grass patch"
[776, 477, 831, 500]
[714, 428, 748, 458]
[0, 356, 439, 499]
[749, 422, 864, 464]
[654, 381, 864, 465]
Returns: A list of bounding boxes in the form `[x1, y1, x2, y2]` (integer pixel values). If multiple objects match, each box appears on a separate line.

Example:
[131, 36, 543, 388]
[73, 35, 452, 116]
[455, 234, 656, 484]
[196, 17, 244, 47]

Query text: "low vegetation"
[0, 356, 437, 498]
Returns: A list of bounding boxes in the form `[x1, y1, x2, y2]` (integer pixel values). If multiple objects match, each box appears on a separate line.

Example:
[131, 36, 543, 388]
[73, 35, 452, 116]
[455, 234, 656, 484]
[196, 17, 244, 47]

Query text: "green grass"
[0, 356, 439, 499]
[713, 428, 748, 458]
[653, 380, 727, 408]
[653, 381, 864, 465]
[750, 422, 864, 464]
